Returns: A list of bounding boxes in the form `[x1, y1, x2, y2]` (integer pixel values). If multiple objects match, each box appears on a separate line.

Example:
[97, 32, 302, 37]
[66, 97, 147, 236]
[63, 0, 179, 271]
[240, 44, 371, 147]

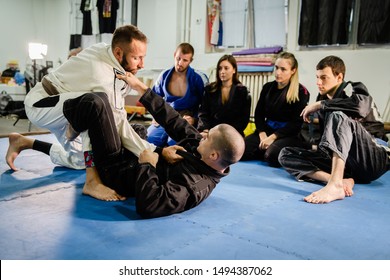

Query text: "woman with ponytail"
[241, 52, 310, 166]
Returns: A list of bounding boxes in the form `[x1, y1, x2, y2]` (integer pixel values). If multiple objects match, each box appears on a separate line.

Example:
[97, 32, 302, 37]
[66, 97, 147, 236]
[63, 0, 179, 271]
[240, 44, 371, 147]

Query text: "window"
[253, 0, 287, 48]
[209, 0, 288, 50]
[357, 0, 390, 45]
[298, 0, 390, 48]
[221, 0, 247, 48]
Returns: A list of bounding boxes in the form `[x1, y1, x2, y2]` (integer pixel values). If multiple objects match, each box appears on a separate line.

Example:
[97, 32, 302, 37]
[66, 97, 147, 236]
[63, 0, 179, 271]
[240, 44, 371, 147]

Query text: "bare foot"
[304, 182, 345, 204]
[82, 181, 126, 201]
[343, 178, 355, 197]
[5, 133, 33, 171]
[83, 166, 126, 201]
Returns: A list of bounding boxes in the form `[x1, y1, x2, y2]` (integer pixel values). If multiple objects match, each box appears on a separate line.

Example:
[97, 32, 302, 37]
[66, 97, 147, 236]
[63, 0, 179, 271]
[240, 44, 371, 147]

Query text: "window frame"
[297, 0, 390, 51]
[210, 0, 289, 53]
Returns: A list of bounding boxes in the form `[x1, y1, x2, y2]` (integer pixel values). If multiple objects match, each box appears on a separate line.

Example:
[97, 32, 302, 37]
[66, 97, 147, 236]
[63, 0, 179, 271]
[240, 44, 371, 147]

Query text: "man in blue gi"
[147, 43, 209, 147]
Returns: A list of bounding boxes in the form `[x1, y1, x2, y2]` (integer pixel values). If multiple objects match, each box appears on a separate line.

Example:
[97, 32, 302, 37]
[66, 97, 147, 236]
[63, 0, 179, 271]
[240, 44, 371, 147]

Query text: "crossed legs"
[279, 111, 358, 204]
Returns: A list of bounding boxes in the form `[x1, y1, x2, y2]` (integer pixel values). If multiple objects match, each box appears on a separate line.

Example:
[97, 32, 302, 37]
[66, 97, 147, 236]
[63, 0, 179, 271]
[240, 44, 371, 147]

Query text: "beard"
[120, 55, 138, 74]
[175, 64, 188, 73]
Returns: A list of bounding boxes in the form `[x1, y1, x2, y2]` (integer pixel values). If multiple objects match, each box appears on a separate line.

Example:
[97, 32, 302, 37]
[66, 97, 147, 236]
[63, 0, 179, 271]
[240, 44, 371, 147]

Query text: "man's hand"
[182, 115, 195, 126]
[200, 130, 209, 139]
[116, 71, 148, 95]
[151, 118, 159, 126]
[139, 149, 159, 167]
[162, 145, 186, 164]
[301, 101, 322, 123]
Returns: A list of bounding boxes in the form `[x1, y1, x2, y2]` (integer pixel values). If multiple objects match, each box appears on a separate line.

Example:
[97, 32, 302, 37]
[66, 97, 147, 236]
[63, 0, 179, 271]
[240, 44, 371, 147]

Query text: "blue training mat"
[1, 134, 390, 260]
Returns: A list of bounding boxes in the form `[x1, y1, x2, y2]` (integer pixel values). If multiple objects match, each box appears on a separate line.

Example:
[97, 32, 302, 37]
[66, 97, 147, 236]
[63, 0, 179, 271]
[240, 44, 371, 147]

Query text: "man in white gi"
[6, 25, 155, 201]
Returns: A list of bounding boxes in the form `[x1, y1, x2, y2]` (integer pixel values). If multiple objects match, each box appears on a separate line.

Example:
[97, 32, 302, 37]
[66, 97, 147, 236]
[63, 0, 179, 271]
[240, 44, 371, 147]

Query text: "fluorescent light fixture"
[28, 43, 48, 59]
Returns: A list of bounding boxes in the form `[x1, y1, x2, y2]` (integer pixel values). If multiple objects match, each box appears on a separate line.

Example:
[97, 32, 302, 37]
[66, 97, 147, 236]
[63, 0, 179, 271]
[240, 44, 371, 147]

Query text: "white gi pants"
[25, 89, 89, 170]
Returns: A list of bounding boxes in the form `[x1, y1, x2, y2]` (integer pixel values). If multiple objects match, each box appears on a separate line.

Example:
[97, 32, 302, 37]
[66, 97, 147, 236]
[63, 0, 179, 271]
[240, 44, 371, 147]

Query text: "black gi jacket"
[317, 81, 387, 140]
[254, 81, 310, 138]
[197, 83, 251, 137]
[111, 89, 228, 219]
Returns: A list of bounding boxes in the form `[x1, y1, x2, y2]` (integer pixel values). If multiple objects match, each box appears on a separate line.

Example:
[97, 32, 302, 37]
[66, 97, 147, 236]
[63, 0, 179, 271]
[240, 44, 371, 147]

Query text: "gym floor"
[0, 133, 389, 260]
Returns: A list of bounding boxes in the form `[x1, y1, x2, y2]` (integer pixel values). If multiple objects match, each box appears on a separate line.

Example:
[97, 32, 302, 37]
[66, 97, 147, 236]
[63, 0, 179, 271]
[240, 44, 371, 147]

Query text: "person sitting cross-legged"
[278, 55, 389, 204]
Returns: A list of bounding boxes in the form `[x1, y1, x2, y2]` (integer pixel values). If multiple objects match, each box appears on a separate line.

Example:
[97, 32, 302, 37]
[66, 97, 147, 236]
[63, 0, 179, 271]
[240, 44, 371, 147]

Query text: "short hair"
[212, 124, 245, 168]
[316, 55, 346, 79]
[111, 25, 148, 50]
[176, 43, 195, 56]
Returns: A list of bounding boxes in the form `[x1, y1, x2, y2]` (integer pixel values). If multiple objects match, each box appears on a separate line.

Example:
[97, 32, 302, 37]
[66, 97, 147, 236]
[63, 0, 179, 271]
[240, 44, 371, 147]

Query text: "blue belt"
[266, 119, 287, 130]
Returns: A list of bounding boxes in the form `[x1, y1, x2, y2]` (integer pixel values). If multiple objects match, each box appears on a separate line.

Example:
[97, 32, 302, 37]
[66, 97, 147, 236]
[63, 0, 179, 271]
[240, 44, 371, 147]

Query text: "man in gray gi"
[278, 55, 389, 204]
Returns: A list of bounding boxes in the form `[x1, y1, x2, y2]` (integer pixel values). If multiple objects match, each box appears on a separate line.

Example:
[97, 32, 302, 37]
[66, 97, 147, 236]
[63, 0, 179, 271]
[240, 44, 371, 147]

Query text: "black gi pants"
[63, 92, 138, 196]
[242, 129, 308, 167]
[278, 111, 389, 183]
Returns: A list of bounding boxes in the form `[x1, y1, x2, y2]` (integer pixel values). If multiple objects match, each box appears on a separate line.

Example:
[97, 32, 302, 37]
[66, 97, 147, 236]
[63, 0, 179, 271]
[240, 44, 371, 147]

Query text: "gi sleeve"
[231, 85, 251, 134]
[321, 82, 373, 119]
[118, 117, 157, 156]
[274, 85, 310, 138]
[197, 89, 212, 131]
[151, 70, 166, 98]
[254, 84, 269, 132]
[140, 88, 202, 142]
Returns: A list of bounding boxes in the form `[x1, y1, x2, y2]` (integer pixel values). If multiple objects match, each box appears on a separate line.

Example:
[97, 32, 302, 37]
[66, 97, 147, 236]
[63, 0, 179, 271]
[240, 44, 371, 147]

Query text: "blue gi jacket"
[152, 66, 208, 117]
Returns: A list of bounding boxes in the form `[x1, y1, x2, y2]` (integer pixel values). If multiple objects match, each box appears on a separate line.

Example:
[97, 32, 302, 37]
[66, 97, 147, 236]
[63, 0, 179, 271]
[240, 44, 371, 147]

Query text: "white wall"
[137, 0, 223, 74]
[0, 0, 70, 72]
[138, 0, 390, 115]
[137, 0, 181, 69]
[1, 0, 389, 115]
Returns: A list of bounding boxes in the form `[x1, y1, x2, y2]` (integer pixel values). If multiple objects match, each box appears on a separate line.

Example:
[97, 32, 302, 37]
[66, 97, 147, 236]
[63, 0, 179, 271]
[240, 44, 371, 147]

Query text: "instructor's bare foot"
[343, 178, 355, 197]
[6, 133, 33, 171]
[304, 182, 345, 204]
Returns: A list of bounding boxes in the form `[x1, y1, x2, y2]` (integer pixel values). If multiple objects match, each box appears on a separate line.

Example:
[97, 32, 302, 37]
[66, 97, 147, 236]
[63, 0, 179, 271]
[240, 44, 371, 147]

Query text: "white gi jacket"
[25, 43, 155, 169]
